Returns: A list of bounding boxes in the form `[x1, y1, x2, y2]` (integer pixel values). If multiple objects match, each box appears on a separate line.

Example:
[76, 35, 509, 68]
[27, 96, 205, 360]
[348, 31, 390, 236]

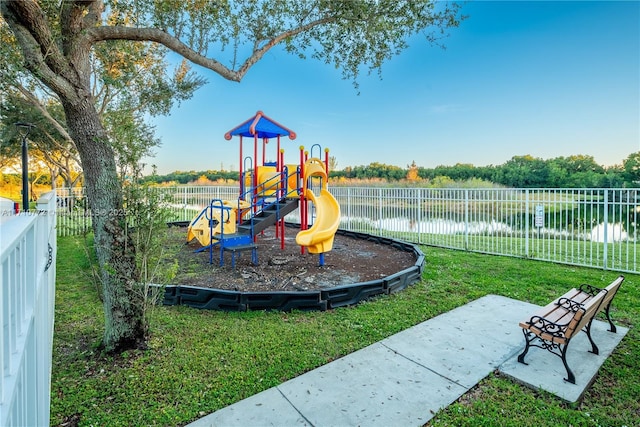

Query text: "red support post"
[253, 135, 258, 194]
[280, 217, 285, 250]
[238, 136, 243, 197]
[279, 148, 285, 199]
[299, 145, 306, 254]
[253, 135, 258, 244]
[277, 136, 281, 171]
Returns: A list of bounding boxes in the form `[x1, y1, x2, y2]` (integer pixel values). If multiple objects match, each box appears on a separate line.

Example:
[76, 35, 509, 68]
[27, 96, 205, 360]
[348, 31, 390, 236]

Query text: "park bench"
[517, 275, 624, 384]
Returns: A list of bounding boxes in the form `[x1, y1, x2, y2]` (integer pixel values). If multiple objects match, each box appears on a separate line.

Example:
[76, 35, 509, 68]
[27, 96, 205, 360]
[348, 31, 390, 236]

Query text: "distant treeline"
[335, 155, 629, 188]
[141, 154, 638, 188]
[141, 170, 239, 185]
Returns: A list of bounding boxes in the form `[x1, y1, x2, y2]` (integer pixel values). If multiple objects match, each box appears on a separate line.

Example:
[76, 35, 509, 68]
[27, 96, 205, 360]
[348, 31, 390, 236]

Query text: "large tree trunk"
[62, 97, 146, 352]
[0, 0, 147, 353]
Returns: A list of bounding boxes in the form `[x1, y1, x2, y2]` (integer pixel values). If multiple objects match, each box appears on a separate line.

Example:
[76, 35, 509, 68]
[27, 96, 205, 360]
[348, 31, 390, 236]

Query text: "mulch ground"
[169, 226, 417, 292]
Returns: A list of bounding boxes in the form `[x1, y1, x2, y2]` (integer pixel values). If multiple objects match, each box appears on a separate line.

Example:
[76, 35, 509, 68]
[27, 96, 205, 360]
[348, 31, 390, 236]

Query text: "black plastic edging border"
[159, 228, 425, 312]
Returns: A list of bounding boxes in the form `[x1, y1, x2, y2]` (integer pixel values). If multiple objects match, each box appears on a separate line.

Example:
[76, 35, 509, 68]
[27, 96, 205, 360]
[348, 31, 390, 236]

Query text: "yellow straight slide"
[296, 188, 340, 254]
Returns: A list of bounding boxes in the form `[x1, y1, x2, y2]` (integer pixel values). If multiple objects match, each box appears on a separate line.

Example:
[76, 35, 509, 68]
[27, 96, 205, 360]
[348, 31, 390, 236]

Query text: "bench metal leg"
[517, 329, 532, 364]
[603, 302, 617, 333]
[584, 320, 600, 355]
[518, 329, 576, 384]
[560, 344, 576, 384]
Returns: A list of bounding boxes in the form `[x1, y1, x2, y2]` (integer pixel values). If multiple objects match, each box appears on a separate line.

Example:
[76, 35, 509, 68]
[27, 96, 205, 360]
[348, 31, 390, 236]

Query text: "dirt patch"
[169, 226, 417, 292]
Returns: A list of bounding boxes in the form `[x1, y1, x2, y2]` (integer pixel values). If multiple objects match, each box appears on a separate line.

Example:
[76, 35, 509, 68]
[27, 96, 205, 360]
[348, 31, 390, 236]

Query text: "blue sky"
[147, 1, 640, 175]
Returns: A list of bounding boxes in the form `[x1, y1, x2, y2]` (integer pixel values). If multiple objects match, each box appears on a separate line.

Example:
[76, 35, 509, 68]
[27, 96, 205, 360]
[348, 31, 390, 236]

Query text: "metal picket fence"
[55, 186, 639, 273]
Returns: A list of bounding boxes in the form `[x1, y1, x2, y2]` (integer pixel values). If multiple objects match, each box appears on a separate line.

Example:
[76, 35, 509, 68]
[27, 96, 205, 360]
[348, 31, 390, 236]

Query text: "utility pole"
[15, 122, 35, 212]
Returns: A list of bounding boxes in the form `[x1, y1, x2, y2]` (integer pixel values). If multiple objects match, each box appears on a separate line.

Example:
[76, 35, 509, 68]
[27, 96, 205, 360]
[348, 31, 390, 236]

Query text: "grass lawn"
[52, 236, 639, 426]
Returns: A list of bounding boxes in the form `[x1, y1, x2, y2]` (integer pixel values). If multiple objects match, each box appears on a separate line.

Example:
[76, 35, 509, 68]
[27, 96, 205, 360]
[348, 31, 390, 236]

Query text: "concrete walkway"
[187, 295, 628, 427]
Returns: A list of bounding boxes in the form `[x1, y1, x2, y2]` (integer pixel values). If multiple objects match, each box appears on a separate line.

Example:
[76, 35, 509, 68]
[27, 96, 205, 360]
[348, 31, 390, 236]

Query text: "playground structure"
[186, 111, 340, 267]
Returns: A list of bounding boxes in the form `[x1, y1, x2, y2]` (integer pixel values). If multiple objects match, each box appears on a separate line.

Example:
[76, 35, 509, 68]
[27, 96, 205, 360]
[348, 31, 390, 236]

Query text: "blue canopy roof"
[224, 111, 297, 140]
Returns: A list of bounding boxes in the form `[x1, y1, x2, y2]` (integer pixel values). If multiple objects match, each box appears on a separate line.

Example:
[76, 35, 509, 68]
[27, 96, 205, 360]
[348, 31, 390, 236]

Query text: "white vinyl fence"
[56, 186, 639, 273]
[0, 192, 57, 427]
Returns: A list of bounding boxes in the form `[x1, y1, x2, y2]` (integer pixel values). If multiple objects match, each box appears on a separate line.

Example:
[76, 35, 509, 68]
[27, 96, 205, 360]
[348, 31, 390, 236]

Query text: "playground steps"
[223, 243, 258, 268]
[218, 233, 253, 247]
[195, 232, 253, 253]
[206, 198, 298, 264]
[237, 198, 299, 236]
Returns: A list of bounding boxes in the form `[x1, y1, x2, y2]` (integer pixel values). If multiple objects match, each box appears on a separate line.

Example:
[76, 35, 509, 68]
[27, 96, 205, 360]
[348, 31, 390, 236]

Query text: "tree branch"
[87, 26, 242, 81]
[36, 140, 72, 171]
[87, 14, 336, 82]
[41, 128, 81, 165]
[237, 16, 334, 79]
[14, 83, 76, 146]
[61, 0, 101, 87]
[1, 1, 81, 103]
[7, 0, 69, 76]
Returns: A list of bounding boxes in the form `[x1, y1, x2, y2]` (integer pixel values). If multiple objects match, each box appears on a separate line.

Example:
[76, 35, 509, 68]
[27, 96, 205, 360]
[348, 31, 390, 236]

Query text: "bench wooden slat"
[574, 275, 624, 332]
[565, 291, 605, 339]
[518, 288, 594, 343]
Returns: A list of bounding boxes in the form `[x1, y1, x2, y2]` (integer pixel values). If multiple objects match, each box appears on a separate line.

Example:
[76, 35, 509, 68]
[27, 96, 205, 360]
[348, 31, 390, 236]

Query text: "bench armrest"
[578, 283, 602, 297]
[556, 297, 585, 312]
[526, 315, 569, 340]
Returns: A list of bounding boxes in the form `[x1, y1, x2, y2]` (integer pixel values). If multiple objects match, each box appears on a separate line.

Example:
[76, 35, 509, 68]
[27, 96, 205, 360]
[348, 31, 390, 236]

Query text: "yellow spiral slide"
[295, 187, 340, 253]
[295, 158, 340, 254]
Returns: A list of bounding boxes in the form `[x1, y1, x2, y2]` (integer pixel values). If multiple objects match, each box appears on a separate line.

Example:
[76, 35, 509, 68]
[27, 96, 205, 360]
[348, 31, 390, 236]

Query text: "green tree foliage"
[622, 152, 640, 186]
[494, 155, 547, 187]
[412, 155, 626, 188]
[0, 11, 204, 190]
[343, 162, 406, 180]
[141, 169, 238, 185]
[0, 88, 82, 189]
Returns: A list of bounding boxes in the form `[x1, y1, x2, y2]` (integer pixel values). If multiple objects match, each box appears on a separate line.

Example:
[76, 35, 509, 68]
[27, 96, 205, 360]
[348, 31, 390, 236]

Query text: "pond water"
[342, 216, 631, 243]
[590, 222, 629, 243]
